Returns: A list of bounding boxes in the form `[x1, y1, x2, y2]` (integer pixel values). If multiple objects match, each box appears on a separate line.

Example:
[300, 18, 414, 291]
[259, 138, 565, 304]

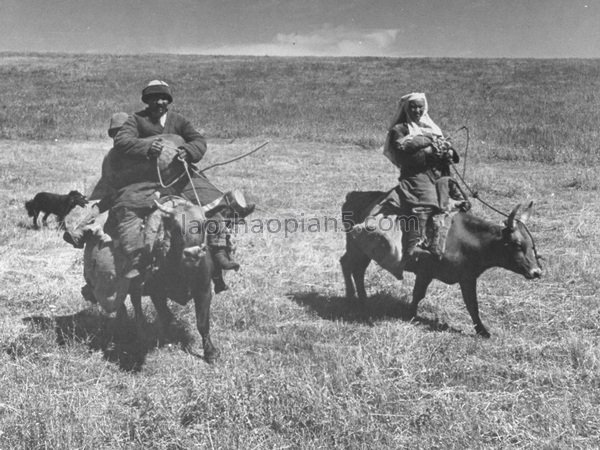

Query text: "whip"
[156, 140, 270, 189]
[195, 141, 270, 174]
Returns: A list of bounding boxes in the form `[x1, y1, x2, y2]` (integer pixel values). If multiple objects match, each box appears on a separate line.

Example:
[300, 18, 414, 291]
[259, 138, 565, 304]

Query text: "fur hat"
[108, 112, 129, 138]
[141, 80, 173, 104]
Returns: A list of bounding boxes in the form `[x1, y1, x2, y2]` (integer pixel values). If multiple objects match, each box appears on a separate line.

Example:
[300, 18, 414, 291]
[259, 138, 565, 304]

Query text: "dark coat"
[387, 124, 440, 210]
[111, 110, 210, 209]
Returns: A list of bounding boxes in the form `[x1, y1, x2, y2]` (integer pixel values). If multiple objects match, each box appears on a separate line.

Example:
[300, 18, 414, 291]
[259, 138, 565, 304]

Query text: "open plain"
[0, 54, 599, 449]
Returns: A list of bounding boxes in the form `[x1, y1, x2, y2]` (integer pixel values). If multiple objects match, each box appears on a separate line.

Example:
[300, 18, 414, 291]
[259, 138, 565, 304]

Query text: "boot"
[212, 247, 240, 271]
[207, 217, 240, 271]
[394, 206, 432, 277]
[212, 270, 229, 294]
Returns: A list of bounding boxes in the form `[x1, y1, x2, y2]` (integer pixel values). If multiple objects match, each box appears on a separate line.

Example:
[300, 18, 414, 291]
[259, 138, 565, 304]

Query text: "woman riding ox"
[377, 92, 468, 278]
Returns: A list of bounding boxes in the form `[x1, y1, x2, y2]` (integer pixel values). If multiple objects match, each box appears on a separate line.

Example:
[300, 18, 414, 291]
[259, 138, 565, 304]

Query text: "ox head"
[68, 190, 89, 208]
[501, 201, 542, 279]
[155, 200, 208, 269]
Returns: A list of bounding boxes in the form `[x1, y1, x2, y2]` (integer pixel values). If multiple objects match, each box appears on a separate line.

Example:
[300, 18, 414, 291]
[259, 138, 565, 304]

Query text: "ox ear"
[154, 200, 175, 216]
[505, 203, 521, 231]
[519, 201, 534, 225]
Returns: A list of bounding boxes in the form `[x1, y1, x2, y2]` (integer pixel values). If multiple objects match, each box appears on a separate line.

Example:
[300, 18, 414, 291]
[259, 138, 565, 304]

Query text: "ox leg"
[340, 251, 356, 299]
[32, 211, 39, 229]
[115, 302, 128, 322]
[459, 279, 490, 338]
[129, 282, 144, 321]
[109, 302, 129, 354]
[341, 239, 371, 302]
[150, 294, 175, 344]
[42, 212, 50, 227]
[410, 274, 433, 318]
[352, 256, 371, 303]
[129, 281, 146, 334]
[193, 285, 219, 363]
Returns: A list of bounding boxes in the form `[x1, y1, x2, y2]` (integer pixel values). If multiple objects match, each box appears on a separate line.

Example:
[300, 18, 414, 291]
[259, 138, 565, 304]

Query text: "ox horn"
[154, 200, 175, 216]
[519, 201, 534, 225]
[505, 203, 521, 230]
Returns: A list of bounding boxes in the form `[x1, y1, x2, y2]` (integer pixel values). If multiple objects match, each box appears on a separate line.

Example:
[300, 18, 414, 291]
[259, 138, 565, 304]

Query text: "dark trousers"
[108, 206, 231, 274]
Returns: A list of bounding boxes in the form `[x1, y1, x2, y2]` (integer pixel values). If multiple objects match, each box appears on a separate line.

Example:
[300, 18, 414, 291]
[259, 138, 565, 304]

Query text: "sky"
[1, 0, 599, 58]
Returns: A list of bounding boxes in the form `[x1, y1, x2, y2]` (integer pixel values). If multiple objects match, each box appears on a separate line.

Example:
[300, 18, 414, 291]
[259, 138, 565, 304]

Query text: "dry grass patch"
[0, 135, 598, 448]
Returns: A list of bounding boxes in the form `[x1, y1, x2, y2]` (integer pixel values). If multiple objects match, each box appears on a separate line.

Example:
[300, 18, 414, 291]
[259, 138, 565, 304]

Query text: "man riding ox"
[67, 80, 254, 299]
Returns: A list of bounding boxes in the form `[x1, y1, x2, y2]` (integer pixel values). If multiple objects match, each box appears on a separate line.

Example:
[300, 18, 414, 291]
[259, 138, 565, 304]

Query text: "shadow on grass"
[17, 219, 62, 231]
[290, 291, 462, 335]
[19, 308, 195, 372]
[17, 220, 40, 230]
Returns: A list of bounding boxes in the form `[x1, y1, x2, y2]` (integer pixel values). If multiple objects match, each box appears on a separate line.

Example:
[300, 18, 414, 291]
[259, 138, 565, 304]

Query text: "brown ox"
[340, 191, 542, 337]
[83, 197, 218, 362]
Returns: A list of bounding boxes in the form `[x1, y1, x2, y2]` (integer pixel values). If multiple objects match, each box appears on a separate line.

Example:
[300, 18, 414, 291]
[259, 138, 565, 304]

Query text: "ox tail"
[22, 315, 55, 328]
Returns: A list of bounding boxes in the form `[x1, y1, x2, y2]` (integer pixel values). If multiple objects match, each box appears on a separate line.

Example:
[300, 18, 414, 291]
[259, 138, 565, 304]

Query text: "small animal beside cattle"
[341, 191, 542, 338]
[25, 190, 88, 229]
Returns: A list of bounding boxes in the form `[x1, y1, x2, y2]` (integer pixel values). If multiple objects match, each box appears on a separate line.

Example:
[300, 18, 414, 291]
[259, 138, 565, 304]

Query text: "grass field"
[1, 53, 600, 164]
[0, 54, 599, 449]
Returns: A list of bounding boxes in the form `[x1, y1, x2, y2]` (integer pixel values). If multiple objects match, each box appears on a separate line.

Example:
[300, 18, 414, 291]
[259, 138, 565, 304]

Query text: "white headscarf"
[389, 92, 443, 137]
[382, 92, 443, 166]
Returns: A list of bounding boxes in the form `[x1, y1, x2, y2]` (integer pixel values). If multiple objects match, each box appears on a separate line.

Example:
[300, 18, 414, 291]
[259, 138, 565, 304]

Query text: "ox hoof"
[181, 343, 203, 359]
[475, 325, 491, 339]
[205, 348, 220, 364]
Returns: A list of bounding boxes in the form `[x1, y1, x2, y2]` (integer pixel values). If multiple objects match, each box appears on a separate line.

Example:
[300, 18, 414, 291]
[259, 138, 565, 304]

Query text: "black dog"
[25, 190, 88, 229]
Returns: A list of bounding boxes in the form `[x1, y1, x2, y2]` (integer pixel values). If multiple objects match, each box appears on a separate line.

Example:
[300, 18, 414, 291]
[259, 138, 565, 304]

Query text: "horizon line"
[1, 50, 598, 61]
